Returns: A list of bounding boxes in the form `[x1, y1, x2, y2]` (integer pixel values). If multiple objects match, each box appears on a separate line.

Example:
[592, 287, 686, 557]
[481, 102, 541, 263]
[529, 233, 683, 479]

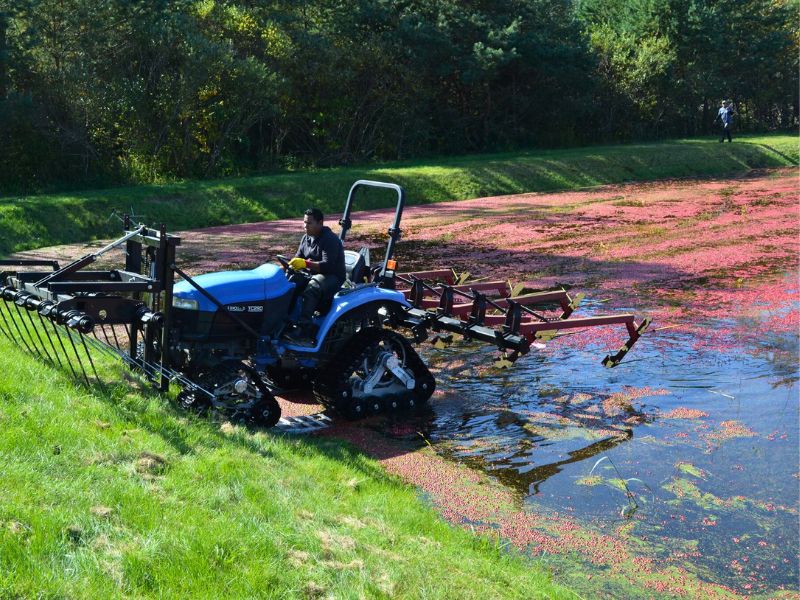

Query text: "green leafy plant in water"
[676, 462, 708, 480]
[588, 456, 653, 519]
[575, 475, 603, 486]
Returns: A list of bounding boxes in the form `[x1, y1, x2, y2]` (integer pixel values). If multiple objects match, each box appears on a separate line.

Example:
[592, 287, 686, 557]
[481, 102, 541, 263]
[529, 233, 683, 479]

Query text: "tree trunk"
[702, 98, 708, 134]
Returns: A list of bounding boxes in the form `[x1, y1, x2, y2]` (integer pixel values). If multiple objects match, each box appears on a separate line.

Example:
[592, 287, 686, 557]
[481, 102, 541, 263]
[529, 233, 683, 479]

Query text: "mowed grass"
[0, 335, 572, 599]
[0, 134, 797, 256]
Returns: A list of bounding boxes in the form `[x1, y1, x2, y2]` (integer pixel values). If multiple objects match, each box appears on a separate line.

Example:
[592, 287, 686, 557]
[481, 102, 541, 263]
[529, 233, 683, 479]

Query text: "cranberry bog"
[16, 167, 799, 598]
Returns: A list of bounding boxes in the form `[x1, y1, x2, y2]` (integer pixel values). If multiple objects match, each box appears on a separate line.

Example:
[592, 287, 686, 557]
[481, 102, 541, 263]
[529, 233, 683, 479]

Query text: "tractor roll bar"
[339, 180, 405, 281]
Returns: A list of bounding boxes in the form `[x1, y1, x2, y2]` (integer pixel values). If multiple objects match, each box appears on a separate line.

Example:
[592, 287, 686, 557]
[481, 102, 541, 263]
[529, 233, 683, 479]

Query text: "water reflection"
[372, 294, 799, 595]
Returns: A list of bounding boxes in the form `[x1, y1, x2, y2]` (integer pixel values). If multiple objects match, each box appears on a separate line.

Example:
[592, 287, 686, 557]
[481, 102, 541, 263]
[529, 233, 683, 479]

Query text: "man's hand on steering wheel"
[288, 257, 308, 271]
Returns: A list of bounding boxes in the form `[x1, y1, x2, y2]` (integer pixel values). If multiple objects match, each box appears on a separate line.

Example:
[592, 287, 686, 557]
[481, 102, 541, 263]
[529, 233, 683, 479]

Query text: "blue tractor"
[162, 181, 436, 427]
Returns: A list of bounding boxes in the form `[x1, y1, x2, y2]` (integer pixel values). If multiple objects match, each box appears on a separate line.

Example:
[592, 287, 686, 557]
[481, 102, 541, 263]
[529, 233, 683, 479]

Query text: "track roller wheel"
[346, 399, 368, 420]
[248, 396, 282, 428]
[385, 396, 402, 412]
[366, 397, 385, 416]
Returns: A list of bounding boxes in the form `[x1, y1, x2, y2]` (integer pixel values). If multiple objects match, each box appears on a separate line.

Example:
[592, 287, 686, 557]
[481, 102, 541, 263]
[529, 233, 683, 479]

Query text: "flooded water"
[396, 287, 799, 596]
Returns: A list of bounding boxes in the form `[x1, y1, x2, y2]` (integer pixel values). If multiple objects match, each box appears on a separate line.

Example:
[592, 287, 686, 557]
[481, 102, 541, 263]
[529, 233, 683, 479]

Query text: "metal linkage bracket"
[504, 299, 523, 335]
[468, 290, 487, 326]
[437, 285, 455, 317]
[602, 317, 651, 368]
[409, 278, 426, 308]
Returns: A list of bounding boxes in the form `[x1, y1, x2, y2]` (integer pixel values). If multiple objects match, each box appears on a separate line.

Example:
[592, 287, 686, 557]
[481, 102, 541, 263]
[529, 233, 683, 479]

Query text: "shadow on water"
[448, 427, 633, 496]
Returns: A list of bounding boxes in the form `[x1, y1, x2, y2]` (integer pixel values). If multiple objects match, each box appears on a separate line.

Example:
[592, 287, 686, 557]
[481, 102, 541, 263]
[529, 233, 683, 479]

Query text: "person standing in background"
[716, 100, 735, 142]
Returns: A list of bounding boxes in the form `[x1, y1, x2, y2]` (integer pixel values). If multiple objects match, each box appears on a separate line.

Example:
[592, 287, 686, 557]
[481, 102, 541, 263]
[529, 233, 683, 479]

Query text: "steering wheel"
[276, 255, 310, 283]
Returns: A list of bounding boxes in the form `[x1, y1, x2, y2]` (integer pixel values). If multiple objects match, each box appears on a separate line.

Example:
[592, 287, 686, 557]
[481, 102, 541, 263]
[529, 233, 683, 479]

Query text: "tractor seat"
[313, 248, 370, 317]
[344, 248, 370, 284]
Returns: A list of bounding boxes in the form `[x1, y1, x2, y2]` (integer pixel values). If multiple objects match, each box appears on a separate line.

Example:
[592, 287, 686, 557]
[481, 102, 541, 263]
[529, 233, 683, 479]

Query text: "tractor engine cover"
[172, 264, 294, 341]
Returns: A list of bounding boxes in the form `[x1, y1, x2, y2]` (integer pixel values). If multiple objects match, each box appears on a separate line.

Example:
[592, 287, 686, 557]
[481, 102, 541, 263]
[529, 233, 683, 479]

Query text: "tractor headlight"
[172, 297, 199, 310]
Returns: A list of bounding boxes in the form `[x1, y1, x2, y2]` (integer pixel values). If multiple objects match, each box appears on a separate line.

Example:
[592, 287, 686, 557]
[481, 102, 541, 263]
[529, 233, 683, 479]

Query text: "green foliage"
[0, 333, 571, 598]
[577, 0, 799, 138]
[0, 134, 796, 256]
[587, 21, 676, 136]
[0, 1, 796, 192]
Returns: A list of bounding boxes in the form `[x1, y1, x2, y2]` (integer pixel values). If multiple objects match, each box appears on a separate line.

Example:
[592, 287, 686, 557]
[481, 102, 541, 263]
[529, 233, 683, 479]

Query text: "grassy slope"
[0, 335, 570, 598]
[1, 134, 797, 256]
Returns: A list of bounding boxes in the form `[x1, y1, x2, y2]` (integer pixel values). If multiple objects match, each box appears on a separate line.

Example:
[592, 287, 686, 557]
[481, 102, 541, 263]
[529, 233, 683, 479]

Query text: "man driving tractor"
[284, 208, 346, 343]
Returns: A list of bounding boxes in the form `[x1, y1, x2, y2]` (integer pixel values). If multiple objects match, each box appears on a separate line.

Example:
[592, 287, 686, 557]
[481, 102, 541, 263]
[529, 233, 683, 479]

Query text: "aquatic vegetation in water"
[676, 462, 709, 480]
[662, 408, 710, 420]
[663, 477, 736, 510]
[703, 420, 758, 447]
[575, 475, 602, 486]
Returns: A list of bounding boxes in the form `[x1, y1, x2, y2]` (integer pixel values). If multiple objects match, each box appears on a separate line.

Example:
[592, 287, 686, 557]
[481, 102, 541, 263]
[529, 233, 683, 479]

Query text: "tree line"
[0, 0, 796, 192]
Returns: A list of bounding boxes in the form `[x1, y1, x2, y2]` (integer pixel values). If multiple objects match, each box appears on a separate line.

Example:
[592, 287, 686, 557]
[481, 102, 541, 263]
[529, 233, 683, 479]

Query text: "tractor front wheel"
[180, 361, 281, 427]
[313, 328, 435, 419]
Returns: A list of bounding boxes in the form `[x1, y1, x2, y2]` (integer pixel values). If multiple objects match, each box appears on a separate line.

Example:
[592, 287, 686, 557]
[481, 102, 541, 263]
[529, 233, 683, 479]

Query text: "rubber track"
[179, 361, 281, 427]
[312, 327, 435, 419]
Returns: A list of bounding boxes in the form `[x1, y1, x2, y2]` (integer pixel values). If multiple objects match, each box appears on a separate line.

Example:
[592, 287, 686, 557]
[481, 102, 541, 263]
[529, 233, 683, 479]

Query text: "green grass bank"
[0, 335, 571, 598]
[1, 133, 797, 256]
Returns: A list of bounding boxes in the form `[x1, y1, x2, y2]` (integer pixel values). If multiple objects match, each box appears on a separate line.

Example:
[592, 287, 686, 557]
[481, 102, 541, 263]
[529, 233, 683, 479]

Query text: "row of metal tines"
[395, 269, 582, 339]
[0, 285, 104, 386]
[394, 269, 650, 367]
[0, 284, 199, 391]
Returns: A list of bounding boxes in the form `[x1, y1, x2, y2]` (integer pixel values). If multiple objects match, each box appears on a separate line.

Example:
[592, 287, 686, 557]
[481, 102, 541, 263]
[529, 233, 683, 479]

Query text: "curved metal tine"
[13, 303, 45, 359]
[83, 325, 118, 359]
[22, 306, 56, 365]
[82, 327, 195, 394]
[47, 320, 80, 381]
[97, 324, 113, 348]
[78, 332, 105, 391]
[0, 299, 23, 349]
[90, 326, 155, 381]
[64, 329, 92, 387]
[110, 324, 123, 352]
[126, 324, 138, 364]
[81, 332, 124, 363]
[37, 313, 64, 369]
[5, 301, 37, 356]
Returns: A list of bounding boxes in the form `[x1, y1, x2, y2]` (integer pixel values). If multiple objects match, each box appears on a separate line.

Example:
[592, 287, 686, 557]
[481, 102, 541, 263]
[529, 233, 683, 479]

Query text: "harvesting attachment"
[0, 180, 649, 429]
[0, 220, 184, 391]
[395, 271, 650, 369]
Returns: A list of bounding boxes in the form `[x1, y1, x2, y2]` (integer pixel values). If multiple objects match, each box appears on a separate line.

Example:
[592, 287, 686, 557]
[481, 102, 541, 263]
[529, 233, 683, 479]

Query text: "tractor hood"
[173, 263, 293, 311]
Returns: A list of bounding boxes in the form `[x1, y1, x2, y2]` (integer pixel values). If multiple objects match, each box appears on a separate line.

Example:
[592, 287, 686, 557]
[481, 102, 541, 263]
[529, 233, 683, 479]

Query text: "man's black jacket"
[294, 226, 346, 280]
